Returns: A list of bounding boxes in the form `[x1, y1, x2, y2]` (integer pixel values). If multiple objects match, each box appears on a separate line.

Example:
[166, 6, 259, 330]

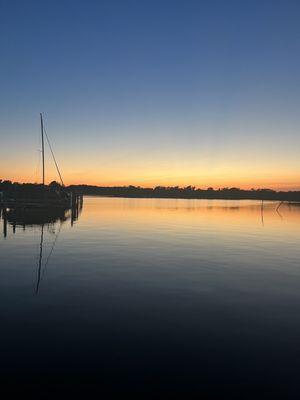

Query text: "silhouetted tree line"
[0, 180, 68, 201]
[1, 180, 300, 201]
[68, 184, 300, 201]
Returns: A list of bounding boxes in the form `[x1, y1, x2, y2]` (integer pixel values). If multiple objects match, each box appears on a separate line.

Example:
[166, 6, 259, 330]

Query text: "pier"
[0, 193, 83, 238]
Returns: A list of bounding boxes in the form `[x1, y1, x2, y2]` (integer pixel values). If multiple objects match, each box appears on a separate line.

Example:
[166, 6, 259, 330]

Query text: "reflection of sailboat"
[0, 192, 83, 291]
[35, 221, 63, 294]
[36, 224, 44, 294]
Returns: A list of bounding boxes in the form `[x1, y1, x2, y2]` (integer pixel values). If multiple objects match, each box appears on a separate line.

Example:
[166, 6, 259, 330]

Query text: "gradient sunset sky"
[1, 0, 300, 189]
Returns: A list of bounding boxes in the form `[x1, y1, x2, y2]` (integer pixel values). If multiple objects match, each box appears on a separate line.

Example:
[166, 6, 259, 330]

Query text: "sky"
[0, 0, 300, 189]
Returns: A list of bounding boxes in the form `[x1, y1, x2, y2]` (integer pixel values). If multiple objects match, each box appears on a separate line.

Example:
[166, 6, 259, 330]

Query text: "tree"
[49, 181, 62, 189]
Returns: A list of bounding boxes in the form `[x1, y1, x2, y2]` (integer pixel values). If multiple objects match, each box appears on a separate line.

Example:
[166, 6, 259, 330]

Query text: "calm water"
[1, 197, 300, 395]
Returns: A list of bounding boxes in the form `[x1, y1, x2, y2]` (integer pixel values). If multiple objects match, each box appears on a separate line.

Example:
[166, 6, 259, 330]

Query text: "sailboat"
[0, 114, 72, 208]
[0, 115, 83, 239]
[37, 112, 71, 208]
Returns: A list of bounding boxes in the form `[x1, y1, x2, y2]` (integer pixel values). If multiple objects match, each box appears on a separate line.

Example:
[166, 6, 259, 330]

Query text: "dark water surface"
[1, 197, 300, 396]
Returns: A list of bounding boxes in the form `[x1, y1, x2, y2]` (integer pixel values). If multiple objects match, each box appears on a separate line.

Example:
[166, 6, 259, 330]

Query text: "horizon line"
[1, 179, 300, 193]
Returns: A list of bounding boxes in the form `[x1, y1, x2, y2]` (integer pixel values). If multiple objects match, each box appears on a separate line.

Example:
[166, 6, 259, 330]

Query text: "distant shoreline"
[69, 185, 300, 202]
[1, 180, 300, 203]
[83, 193, 300, 202]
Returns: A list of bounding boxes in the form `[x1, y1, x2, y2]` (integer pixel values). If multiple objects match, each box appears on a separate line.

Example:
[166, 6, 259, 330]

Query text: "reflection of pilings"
[2, 208, 7, 238]
[70, 193, 83, 226]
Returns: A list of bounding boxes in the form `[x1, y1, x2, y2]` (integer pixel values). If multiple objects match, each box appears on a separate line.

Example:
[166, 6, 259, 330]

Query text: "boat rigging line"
[39, 113, 65, 187]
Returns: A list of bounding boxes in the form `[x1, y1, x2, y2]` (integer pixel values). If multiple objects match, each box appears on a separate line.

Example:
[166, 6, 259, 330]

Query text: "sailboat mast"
[40, 113, 45, 185]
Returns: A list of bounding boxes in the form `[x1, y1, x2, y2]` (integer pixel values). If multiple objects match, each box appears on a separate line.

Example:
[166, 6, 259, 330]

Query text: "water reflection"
[0, 197, 300, 393]
[0, 197, 83, 293]
[80, 197, 300, 231]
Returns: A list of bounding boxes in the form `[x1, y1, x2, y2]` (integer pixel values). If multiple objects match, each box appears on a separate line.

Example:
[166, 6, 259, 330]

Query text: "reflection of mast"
[36, 224, 44, 294]
[261, 199, 264, 226]
[41, 222, 62, 280]
[35, 222, 63, 294]
[277, 201, 284, 212]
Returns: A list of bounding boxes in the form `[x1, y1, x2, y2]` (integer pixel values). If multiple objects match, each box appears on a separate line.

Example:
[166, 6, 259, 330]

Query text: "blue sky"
[1, 0, 300, 188]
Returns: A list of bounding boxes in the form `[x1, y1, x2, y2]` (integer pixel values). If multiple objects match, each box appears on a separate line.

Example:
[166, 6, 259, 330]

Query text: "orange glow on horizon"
[1, 146, 300, 191]
[2, 168, 300, 191]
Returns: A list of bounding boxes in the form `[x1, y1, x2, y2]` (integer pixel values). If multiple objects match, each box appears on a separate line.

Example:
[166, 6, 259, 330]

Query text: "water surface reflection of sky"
[0, 197, 299, 395]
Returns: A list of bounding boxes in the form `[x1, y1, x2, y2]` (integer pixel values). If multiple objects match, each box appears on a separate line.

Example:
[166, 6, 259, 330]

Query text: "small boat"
[0, 114, 74, 209]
